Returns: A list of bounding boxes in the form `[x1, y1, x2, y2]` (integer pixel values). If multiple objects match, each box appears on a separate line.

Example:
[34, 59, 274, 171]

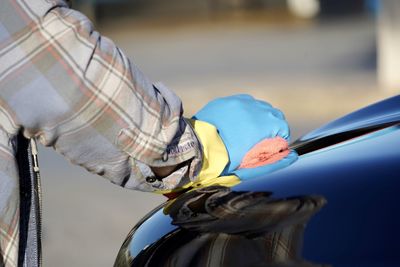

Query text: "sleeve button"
[146, 176, 157, 183]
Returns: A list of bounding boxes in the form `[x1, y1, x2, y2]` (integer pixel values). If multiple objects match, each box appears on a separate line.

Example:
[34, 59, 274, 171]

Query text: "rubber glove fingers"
[193, 94, 290, 174]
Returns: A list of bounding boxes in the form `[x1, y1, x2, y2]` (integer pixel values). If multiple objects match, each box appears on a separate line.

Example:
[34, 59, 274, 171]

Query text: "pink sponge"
[238, 136, 289, 169]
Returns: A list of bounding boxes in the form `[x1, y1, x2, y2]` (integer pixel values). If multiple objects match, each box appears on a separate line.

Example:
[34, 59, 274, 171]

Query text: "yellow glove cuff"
[189, 119, 228, 180]
[154, 119, 240, 195]
[186, 119, 241, 189]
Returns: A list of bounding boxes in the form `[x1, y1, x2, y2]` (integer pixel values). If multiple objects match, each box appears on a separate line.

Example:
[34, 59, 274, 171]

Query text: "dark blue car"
[115, 95, 400, 267]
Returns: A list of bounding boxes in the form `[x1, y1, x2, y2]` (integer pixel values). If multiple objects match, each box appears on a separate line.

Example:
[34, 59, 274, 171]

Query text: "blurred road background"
[37, 0, 398, 266]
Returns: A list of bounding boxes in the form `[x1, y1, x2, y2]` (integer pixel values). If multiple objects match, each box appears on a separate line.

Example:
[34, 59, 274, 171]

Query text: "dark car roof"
[301, 95, 400, 141]
[292, 95, 400, 155]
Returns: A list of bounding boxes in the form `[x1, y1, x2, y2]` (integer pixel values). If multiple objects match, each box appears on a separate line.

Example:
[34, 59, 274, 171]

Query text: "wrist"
[151, 165, 178, 178]
[151, 159, 191, 178]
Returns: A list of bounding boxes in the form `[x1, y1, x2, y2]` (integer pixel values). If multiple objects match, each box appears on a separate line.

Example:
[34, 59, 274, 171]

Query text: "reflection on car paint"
[115, 203, 176, 266]
[115, 186, 327, 267]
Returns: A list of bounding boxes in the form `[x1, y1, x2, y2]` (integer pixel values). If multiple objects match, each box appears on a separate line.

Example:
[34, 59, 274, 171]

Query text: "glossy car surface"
[115, 96, 400, 267]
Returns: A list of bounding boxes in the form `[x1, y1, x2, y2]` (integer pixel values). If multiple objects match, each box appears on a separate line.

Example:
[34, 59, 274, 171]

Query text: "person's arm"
[0, 0, 201, 192]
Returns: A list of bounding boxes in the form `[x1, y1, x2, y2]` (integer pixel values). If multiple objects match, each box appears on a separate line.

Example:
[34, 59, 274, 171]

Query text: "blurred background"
[37, 0, 398, 266]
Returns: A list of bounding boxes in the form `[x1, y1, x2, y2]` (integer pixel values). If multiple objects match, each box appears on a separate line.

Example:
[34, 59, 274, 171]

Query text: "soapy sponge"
[238, 137, 290, 169]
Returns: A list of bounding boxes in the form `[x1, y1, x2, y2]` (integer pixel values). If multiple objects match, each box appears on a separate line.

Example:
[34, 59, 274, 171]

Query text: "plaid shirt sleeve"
[0, 130, 20, 267]
[0, 0, 202, 192]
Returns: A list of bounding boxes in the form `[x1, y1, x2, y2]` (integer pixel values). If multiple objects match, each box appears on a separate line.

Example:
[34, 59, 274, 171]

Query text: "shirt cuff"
[123, 119, 203, 193]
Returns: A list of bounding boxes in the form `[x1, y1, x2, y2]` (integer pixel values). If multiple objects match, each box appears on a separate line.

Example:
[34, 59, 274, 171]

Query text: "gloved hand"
[193, 94, 292, 175]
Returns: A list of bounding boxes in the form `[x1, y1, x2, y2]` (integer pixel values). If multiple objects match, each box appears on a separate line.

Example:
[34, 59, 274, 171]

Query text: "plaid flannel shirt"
[0, 0, 202, 265]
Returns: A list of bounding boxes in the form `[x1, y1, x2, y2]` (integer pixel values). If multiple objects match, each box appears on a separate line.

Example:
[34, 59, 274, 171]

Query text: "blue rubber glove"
[193, 94, 291, 175]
